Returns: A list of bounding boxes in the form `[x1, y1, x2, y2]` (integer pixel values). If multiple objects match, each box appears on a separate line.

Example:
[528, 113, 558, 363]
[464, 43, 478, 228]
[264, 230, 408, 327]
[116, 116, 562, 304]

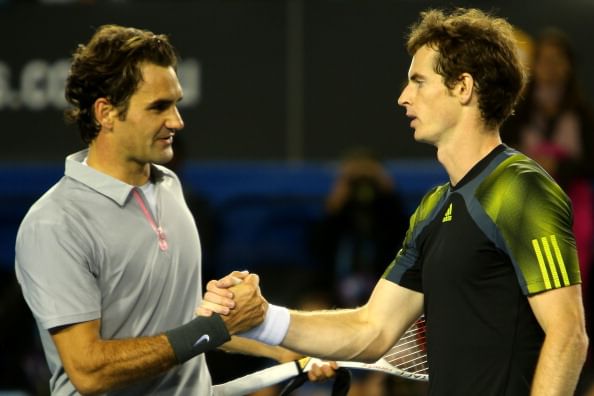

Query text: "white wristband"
[239, 304, 290, 345]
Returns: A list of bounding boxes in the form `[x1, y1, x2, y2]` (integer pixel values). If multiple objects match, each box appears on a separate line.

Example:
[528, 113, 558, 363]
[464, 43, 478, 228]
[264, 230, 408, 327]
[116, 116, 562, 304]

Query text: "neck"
[87, 142, 151, 186]
[436, 123, 502, 186]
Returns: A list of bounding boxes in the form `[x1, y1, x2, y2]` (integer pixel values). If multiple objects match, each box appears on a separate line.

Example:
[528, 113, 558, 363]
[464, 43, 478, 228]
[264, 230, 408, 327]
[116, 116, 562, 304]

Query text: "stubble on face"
[116, 64, 183, 168]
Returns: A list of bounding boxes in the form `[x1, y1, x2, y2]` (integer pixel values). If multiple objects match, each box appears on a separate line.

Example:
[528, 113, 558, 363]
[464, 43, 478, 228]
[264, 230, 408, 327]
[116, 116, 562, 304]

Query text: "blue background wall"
[0, 160, 447, 275]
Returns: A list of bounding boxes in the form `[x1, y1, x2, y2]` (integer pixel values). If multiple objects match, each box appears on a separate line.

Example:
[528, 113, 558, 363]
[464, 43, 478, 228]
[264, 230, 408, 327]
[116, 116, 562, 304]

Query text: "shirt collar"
[450, 144, 507, 191]
[64, 149, 167, 207]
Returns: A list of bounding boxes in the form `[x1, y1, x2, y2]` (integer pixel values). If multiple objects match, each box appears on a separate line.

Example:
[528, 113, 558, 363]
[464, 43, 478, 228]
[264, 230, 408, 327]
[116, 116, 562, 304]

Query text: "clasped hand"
[199, 270, 266, 335]
[198, 271, 338, 382]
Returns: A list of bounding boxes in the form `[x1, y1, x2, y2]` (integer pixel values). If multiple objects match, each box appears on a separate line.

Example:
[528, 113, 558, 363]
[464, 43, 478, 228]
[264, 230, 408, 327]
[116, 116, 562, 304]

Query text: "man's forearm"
[281, 306, 390, 362]
[530, 329, 589, 396]
[66, 334, 176, 394]
[281, 281, 424, 363]
[54, 315, 231, 394]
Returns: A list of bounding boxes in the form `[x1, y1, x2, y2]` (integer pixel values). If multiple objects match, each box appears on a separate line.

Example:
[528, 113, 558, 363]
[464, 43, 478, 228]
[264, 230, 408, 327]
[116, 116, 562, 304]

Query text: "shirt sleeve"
[383, 184, 448, 292]
[486, 164, 581, 295]
[15, 213, 102, 330]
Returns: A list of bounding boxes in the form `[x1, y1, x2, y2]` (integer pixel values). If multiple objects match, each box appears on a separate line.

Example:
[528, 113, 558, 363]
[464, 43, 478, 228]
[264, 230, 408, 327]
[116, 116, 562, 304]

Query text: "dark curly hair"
[406, 8, 526, 128]
[65, 25, 178, 144]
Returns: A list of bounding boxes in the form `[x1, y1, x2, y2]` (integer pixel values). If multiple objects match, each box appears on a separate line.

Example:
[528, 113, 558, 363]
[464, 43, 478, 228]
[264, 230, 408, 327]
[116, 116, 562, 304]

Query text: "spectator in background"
[313, 149, 409, 307]
[310, 150, 416, 395]
[502, 27, 594, 317]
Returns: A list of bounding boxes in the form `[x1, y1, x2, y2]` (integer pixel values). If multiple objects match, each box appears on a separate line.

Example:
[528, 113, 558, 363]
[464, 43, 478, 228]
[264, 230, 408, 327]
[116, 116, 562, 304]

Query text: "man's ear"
[93, 98, 118, 131]
[455, 73, 475, 105]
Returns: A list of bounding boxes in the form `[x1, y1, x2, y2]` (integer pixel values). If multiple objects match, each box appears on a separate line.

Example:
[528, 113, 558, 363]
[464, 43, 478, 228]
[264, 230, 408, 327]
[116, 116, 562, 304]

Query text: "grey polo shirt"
[15, 150, 213, 395]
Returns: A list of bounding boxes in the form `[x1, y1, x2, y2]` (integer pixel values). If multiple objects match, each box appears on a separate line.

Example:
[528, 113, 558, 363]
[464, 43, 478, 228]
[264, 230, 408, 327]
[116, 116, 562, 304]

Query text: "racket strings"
[384, 320, 428, 375]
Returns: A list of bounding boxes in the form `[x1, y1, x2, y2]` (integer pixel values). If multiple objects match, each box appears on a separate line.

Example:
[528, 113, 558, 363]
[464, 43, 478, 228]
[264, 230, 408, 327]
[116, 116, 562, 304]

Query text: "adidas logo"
[442, 203, 453, 223]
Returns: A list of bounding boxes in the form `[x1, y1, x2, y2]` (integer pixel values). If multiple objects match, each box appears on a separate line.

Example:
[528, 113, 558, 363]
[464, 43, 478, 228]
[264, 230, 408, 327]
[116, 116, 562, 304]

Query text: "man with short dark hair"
[15, 25, 269, 395]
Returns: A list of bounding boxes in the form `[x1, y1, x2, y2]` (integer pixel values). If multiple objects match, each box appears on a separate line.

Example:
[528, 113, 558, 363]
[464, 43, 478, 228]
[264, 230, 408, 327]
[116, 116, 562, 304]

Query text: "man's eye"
[149, 101, 173, 112]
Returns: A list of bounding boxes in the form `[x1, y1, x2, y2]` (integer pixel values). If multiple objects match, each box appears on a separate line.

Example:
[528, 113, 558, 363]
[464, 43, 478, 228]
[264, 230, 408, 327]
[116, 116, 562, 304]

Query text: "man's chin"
[413, 130, 426, 143]
[152, 150, 175, 165]
[413, 130, 436, 145]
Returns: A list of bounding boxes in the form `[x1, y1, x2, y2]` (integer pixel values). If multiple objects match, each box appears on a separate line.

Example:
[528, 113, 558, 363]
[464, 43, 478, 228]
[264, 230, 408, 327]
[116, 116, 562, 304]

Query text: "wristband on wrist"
[239, 304, 290, 345]
[165, 314, 231, 363]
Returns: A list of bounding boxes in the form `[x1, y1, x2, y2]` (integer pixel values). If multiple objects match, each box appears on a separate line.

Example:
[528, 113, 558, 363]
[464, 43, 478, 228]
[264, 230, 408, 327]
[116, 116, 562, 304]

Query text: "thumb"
[196, 306, 213, 317]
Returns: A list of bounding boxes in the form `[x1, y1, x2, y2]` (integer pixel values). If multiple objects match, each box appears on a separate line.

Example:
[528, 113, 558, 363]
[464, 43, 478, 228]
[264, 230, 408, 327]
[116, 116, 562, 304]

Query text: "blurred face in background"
[533, 40, 571, 88]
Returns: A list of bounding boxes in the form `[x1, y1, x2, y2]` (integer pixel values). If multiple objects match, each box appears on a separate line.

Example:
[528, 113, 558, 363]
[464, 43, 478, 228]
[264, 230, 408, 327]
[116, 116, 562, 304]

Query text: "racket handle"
[212, 361, 301, 396]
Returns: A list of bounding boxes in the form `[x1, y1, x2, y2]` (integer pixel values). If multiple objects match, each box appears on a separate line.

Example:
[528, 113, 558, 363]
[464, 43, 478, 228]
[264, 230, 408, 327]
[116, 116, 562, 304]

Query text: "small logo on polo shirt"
[442, 203, 453, 223]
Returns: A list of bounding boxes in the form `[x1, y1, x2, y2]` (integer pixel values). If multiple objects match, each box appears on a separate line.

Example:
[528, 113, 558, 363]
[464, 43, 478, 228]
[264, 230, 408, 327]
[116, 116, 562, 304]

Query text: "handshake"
[197, 270, 270, 336]
[196, 271, 337, 383]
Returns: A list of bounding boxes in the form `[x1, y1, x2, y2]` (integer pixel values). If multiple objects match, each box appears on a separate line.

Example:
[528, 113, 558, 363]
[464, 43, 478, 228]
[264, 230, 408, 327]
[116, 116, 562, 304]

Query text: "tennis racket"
[213, 316, 428, 396]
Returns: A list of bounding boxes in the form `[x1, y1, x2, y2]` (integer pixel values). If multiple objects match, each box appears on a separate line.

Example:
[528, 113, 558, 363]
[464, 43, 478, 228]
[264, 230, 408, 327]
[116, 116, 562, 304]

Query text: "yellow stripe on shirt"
[532, 238, 552, 289]
[550, 235, 570, 286]
[541, 237, 561, 288]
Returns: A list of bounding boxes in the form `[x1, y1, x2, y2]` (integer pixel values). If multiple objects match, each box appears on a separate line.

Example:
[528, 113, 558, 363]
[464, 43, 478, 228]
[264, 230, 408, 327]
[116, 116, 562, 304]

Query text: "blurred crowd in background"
[1, 2, 594, 395]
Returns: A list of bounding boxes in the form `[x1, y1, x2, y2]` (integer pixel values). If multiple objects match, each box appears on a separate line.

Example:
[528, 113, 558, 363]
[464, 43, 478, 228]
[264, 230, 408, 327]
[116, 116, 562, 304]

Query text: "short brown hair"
[406, 8, 526, 128]
[65, 25, 178, 143]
